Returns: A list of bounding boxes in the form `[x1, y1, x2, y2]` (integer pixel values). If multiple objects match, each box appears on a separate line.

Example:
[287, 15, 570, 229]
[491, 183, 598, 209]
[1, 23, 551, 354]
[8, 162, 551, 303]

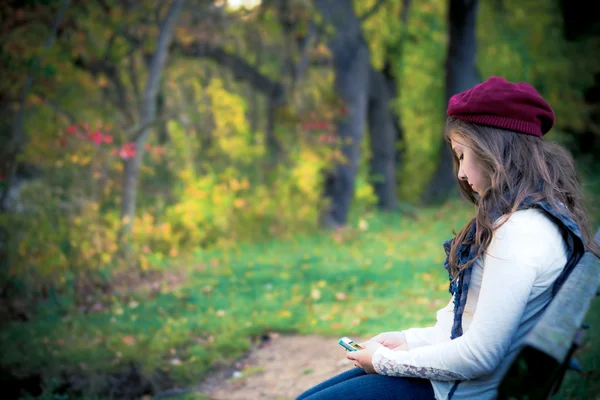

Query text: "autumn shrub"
[143, 77, 378, 252]
[2, 186, 119, 306]
[161, 143, 376, 251]
[2, 118, 137, 302]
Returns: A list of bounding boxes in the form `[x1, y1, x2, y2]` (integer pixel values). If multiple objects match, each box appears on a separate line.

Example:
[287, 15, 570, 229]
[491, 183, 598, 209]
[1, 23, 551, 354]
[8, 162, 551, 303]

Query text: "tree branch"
[401, 0, 412, 24]
[40, 100, 77, 123]
[72, 56, 134, 123]
[139, 0, 184, 132]
[294, 21, 318, 86]
[359, 0, 386, 22]
[174, 40, 285, 104]
[127, 112, 179, 143]
[120, 0, 185, 240]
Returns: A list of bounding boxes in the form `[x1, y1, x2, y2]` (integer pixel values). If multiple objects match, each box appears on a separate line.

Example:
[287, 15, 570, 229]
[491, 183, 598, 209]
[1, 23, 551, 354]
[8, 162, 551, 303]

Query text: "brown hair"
[445, 117, 600, 280]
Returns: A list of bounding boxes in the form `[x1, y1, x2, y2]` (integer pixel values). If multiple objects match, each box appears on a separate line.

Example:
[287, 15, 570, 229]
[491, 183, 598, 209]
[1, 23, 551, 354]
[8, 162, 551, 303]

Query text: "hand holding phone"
[338, 336, 363, 352]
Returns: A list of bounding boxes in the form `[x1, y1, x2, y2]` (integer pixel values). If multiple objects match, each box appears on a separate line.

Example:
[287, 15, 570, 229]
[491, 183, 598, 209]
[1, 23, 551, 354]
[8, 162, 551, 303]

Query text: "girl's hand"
[346, 341, 382, 374]
[368, 331, 408, 351]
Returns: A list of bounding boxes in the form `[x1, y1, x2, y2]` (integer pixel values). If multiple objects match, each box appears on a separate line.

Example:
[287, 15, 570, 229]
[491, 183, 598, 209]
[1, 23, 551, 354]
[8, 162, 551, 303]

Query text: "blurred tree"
[365, 0, 411, 212]
[421, 0, 480, 204]
[119, 0, 185, 242]
[61, 0, 185, 244]
[314, 0, 371, 227]
[0, 0, 72, 318]
[1, 0, 71, 213]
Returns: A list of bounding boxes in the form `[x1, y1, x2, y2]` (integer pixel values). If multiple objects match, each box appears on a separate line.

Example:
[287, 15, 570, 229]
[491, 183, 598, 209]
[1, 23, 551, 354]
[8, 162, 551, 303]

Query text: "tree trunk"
[1, 0, 70, 211]
[421, 0, 480, 205]
[120, 0, 184, 240]
[314, 0, 371, 227]
[157, 86, 169, 144]
[265, 95, 281, 161]
[367, 67, 398, 210]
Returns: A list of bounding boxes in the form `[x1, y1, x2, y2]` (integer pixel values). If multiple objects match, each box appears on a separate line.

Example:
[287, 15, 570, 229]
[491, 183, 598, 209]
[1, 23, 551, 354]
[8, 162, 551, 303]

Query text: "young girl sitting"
[296, 76, 599, 400]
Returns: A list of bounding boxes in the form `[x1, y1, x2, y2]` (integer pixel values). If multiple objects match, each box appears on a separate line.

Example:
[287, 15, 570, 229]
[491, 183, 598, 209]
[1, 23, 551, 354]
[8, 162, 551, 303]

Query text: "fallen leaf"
[311, 289, 321, 300]
[335, 292, 347, 301]
[121, 335, 136, 346]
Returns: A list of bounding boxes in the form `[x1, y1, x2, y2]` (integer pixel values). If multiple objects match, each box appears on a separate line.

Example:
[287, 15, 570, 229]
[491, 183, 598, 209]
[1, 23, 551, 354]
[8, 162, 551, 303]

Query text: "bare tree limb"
[359, 0, 386, 22]
[174, 40, 285, 104]
[127, 112, 179, 142]
[120, 0, 185, 240]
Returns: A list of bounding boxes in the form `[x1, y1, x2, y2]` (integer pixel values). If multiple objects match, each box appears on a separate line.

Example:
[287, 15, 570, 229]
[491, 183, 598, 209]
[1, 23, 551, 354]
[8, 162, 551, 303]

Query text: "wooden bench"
[498, 229, 600, 399]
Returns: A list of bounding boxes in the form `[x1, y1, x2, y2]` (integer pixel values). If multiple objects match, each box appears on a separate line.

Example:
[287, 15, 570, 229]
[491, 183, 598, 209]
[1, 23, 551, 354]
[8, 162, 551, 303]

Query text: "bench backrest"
[498, 229, 600, 399]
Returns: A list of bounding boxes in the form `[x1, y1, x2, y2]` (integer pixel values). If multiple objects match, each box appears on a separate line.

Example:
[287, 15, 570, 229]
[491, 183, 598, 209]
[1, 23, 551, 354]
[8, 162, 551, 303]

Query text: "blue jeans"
[296, 367, 435, 400]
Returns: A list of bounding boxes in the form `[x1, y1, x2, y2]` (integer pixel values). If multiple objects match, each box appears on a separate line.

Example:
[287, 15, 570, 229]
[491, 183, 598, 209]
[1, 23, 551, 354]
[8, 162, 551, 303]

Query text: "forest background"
[1, 0, 599, 398]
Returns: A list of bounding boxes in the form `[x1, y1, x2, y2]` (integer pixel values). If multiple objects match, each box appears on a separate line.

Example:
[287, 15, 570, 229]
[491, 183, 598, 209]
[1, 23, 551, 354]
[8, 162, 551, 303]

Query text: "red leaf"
[89, 131, 103, 144]
[65, 125, 77, 135]
[119, 142, 137, 160]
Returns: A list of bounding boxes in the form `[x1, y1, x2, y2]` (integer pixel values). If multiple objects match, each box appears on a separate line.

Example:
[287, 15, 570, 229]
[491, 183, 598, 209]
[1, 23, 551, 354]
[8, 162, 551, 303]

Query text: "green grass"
[2, 198, 599, 399]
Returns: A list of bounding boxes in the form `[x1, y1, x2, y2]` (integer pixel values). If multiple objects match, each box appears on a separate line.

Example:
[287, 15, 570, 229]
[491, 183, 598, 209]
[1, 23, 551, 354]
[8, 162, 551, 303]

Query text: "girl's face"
[450, 135, 488, 195]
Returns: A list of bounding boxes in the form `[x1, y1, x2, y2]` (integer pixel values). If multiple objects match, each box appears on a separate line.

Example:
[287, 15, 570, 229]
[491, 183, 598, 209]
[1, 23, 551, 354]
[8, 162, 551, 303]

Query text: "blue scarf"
[443, 197, 586, 340]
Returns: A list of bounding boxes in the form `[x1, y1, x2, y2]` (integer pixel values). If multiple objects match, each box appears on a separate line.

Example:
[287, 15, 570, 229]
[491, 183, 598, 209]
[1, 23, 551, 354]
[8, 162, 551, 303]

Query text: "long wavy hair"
[445, 117, 600, 280]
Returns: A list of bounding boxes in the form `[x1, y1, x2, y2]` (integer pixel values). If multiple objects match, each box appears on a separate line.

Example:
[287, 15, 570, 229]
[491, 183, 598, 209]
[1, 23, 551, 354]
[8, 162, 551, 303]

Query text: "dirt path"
[198, 334, 367, 400]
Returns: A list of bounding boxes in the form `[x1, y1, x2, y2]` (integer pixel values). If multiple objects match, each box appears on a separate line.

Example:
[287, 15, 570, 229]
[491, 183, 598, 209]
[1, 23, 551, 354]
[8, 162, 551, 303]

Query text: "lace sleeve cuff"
[372, 347, 467, 381]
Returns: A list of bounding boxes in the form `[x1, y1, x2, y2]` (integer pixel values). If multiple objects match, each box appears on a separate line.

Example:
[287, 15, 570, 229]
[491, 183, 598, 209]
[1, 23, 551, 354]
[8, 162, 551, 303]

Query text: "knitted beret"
[446, 76, 555, 137]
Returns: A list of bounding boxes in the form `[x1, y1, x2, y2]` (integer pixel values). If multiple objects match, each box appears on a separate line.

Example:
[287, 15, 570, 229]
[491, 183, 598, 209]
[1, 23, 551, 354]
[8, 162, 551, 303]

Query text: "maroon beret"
[446, 76, 555, 137]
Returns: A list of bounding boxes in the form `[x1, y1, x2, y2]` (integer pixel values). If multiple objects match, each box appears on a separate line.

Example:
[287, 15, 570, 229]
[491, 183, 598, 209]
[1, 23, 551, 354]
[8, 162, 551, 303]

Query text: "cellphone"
[338, 336, 363, 352]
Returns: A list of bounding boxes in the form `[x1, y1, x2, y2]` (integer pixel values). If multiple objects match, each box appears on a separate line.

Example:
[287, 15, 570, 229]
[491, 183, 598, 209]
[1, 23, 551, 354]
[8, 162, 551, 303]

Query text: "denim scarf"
[442, 197, 586, 340]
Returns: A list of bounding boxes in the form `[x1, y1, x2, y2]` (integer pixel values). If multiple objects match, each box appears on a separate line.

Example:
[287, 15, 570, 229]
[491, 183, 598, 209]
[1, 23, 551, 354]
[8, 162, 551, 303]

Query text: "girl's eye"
[459, 154, 464, 161]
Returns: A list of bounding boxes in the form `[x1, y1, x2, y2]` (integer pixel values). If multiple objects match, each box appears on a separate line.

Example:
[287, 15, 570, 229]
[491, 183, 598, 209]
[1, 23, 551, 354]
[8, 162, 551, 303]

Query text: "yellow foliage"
[396, 0, 447, 201]
[206, 78, 264, 164]
[355, 0, 405, 70]
[291, 149, 326, 200]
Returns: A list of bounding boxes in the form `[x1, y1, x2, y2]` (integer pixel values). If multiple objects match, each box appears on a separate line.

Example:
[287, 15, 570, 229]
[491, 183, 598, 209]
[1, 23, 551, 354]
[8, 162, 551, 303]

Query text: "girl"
[296, 76, 599, 400]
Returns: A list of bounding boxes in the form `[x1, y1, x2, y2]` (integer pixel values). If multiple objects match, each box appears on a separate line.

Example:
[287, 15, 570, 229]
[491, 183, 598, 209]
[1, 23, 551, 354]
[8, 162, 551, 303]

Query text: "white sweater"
[372, 209, 568, 399]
